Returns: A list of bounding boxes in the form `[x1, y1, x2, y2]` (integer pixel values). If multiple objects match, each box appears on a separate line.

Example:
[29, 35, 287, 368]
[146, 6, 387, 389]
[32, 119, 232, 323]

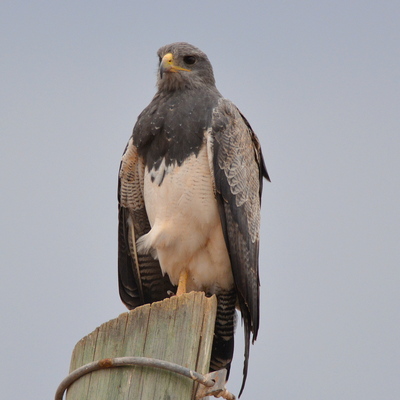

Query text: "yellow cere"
[162, 53, 191, 72]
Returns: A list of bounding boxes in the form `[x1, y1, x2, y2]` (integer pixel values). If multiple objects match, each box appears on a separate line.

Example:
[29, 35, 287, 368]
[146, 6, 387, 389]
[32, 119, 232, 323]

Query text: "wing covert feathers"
[209, 98, 266, 396]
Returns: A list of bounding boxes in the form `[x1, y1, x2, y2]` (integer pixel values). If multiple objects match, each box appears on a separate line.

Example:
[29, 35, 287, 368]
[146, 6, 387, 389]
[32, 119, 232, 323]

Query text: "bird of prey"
[118, 42, 269, 396]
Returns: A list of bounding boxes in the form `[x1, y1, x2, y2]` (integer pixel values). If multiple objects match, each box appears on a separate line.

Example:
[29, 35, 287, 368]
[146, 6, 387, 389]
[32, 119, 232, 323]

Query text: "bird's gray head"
[156, 42, 216, 91]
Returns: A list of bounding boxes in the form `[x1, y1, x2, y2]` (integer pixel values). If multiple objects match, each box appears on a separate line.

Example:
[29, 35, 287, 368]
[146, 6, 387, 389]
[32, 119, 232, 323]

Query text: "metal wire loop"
[55, 356, 235, 400]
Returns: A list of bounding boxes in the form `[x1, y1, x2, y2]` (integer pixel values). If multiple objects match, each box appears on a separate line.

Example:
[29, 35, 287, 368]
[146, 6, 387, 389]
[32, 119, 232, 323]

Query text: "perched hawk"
[118, 42, 269, 396]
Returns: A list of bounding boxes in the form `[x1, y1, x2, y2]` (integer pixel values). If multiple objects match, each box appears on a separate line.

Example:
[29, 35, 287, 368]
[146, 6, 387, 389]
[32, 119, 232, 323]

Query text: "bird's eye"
[183, 56, 196, 65]
[158, 56, 162, 64]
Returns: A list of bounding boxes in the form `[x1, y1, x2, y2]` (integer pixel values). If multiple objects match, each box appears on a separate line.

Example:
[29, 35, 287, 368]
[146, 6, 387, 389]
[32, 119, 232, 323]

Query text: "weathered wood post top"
[62, 292, 223, 400]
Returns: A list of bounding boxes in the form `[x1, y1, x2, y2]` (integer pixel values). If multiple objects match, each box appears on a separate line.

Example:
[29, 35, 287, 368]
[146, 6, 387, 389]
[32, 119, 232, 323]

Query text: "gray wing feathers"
[215, 106, 261, 244]
[208, 98, 264, 396]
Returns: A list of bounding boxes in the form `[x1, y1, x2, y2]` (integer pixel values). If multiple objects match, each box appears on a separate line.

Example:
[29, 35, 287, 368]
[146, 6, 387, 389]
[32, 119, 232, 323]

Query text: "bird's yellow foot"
[176, 269, 188, 296]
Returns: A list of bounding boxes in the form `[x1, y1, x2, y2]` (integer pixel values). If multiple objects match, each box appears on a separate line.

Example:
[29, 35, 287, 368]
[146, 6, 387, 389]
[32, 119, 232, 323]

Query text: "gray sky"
[1, 2, 399, 399]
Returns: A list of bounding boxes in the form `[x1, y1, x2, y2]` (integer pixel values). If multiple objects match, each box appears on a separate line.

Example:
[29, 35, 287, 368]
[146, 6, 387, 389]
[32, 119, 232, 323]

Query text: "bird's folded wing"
[207, 98, 267, 395]
[118, 138, 174, 309]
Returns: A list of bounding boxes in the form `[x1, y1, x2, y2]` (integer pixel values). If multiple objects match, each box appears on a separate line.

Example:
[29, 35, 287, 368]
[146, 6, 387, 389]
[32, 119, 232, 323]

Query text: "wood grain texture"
[66, 292, 217, 400]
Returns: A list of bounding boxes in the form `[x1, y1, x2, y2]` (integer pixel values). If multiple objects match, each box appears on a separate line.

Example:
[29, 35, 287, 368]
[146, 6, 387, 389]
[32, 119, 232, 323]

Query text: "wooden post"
[66, 292, 217, 400]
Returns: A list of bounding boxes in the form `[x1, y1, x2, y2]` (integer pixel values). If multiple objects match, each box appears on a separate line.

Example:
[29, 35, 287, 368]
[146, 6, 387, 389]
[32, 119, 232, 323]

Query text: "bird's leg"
[176, 269, 188, 296]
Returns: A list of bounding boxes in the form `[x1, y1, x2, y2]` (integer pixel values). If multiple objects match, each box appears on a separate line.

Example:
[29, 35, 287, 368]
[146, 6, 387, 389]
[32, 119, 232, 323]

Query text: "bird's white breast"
[138, 143, 233, 294]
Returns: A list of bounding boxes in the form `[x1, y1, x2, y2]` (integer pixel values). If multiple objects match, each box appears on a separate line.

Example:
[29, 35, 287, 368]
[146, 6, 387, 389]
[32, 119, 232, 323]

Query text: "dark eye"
[183, 55, 196, 65]
[158, 56, 162, 64]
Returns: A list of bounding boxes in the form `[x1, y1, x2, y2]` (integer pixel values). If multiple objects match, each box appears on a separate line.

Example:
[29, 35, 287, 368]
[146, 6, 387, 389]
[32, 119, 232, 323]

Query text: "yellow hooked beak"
[159, 53, 191, 78]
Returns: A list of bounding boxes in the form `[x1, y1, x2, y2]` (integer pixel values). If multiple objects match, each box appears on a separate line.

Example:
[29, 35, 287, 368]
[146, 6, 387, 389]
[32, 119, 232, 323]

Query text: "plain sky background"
[1, 1, 399, 399]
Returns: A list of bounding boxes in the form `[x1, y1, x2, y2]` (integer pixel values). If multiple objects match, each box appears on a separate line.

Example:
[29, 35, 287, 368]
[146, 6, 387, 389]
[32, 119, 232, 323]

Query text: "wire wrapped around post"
[55, 356, 235, 400]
